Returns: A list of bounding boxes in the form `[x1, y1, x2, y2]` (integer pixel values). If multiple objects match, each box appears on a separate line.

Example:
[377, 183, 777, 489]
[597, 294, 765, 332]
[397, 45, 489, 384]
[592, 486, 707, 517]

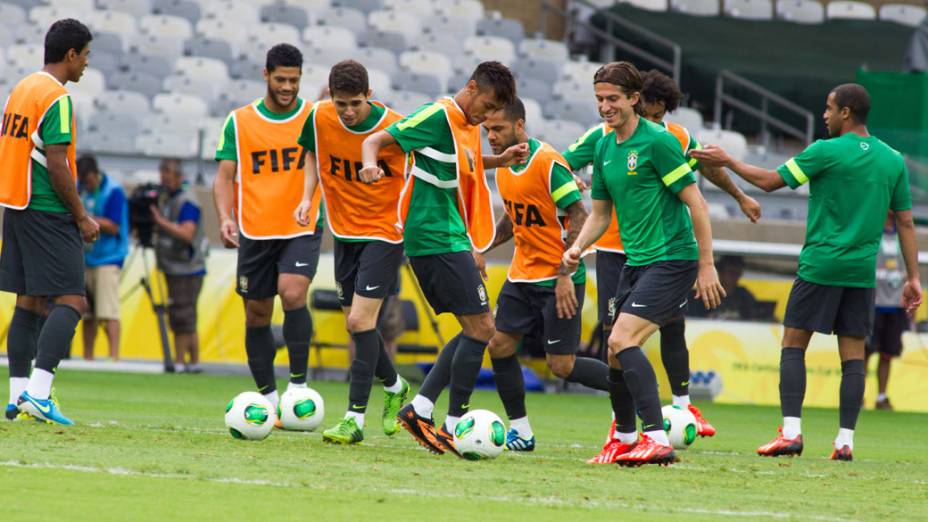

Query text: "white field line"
[0, 460, 854, 521]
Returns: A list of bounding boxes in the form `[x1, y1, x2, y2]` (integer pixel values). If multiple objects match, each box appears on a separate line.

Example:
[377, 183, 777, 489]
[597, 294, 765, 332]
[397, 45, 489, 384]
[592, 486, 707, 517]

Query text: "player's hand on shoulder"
[694, 262, 726, 309]
[219, 218, 240, 248]
[689, 145, 731, 168]
[555, 274, 578, 319]
[358, 164, 384, 184]
[77, 214, 100, 243]
[293, 199, 313, 227]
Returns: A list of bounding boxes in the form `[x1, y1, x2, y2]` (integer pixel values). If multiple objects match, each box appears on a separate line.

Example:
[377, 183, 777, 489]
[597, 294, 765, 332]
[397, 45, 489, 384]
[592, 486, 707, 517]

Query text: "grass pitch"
[1, 370, 926, 522]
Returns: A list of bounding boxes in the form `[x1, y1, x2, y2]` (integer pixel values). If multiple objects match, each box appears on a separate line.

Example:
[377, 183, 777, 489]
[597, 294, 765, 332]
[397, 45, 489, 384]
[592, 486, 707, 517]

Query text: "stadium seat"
[357, 30, 409, 54]
[368, 9, 421, 40]
[399, 51, 453, 86]
[261, 3, 309, 30]
[665, 106, 704, 132]
[200, 1, 260, 25]
[463, 36, 516, 63]
[826, 1, 876, 20]
[92, 31, 126, 56]
[334, 0, 384, 13]
[139, 14, 193, 40]
[367, 67, 395, 100]
[209, 95, 241, 119]
[512, 58, 561, 85]
[476, 16, 525, 45]
[247, 22, 302, 53]
[521, 97, 545, 130]
[561, 60, 603, 84]
[428, 13, 478, 40]
[88, 52, 121, 76]
[280, 0, 330, 10]
[152, 0, 201, 25]
[516, 77, 554, 105]
[315, 7, 367, 33]
[670, 0, 721, 16]
[411, 32, 462, 56]
[553, 79, 590, 100]
[384, 0, 434, 16]
[303, 63, 331, 83]
[120, 50, 175, 78]
[0, 3, 27, 26]
[88, 110, 147, 137]
[519, 38, 569, 63]
[388, 90, 431, 115]
[724, 0, 773, 20]
[83, 127, 140, 155]
[354, 46, 398, 75]
[29, 5, 86, 30]
[153, 92, 209, 117]
[85, 9, 137, 44]
[433, 0, 485, 21]
[98, 0, 153, 18]
[545, 98, 600, 127]
[130, 33, 185, 60]
[696, 128, 748, 160]
[94, 89, 152, 115]
[173, 56, 229, 82]
[107, 71, 163, 98]
[228, 55, 264, 80]
[184, 36, 234, 64]
[625, 0, 669, 11]
[539, 119, 585, 152]
[198, 117, 226, 160]
[195, 18, 248, 43]
[776, 0, 825, 23]
[11, 22, 46, 47]
[67, 67, 106, 105]
[5, 44, 43, 69]
[136, 132, 199, 158]
[305, 46, 357, 68]
[304, 25, 358, 51]
[879, 3, 926, 26]
[393, 72, 445, 98]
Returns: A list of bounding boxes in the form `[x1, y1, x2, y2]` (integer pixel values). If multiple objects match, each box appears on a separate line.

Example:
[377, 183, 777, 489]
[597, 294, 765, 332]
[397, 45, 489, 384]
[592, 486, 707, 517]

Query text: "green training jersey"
[562, 123, 606, 171]
[591, 118, 698, 266]
[511, 138, 586, 287]
[29, 96, 72, 213]
[386, 102, 471, 257]
[777, 133, 912, 288]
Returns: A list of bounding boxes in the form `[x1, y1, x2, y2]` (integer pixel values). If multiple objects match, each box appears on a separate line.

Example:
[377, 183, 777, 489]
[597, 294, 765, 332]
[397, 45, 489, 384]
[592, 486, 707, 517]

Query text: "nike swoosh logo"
[604, 160, 612, 166]
[631, 302, 647, 308]
[295, 262, 309, 267]
[350, 404, 365, 411]
[679, 300, 688, 308]
[30, 398, 51, 415]
[681, 380, 689, 386]
[643, 424, 658, 431]
[460, 403, 470, 410]
[547, 339, 560, 344]
[365, 285, 381, 291]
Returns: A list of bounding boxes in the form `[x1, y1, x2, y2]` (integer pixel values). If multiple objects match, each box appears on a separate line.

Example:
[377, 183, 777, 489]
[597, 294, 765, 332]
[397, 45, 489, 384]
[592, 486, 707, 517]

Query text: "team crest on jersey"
[477, 284, 488, 305]
[860, 142, 870, 151]
[627, 150, 638, 175]
[239, 276, 248, 294]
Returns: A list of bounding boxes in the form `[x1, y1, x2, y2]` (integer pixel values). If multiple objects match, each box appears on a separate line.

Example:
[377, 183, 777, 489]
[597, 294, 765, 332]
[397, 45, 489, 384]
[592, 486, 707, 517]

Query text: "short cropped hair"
[469, 61, 516, 105]
[44, 18, 92, 64]
[831, 83, 871, 124]
[500, 98, 526, 123]
[593, 61, 644, 114]
[266, 43, 302, 73]
[641, 70, 684, 113]
[76, 154, 98, 182]
[159, 158, 183, 177]
[329, 60, 369, 97]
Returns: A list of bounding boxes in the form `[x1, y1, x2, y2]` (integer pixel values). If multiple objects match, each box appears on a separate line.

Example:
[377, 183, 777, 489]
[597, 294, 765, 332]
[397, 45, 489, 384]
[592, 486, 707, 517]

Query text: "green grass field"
[1, 370, 926, 521]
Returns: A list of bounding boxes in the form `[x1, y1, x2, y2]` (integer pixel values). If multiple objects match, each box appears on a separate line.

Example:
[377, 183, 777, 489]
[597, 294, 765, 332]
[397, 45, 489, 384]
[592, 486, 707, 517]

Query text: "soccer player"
[477, 99, 610, 451]
[563, 62, 724, 466]
[212, 44, 321, 413]
[293, 60, 411, 444]
[691, 84, 922, 461]
[0, 19, 97, 425]
[360, 61, 528, 456]
[563, 70, 761, 458]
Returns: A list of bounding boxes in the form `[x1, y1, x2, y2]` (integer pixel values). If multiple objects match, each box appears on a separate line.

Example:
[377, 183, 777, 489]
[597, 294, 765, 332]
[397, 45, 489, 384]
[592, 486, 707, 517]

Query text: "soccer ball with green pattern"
[278, 387, 325, 431]
[662, 405, 697, 449]
[224, 391, 276, 440]
[452, 409, 506, 460]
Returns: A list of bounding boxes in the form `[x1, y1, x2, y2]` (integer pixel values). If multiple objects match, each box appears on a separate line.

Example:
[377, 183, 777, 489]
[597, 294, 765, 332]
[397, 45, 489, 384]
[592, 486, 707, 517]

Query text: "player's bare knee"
[278, 289, 307, 311]
[487, 335, 514, 358]
[244, 301, 273, 327]
[547, 355, 574, 379]
[345, 311, 376, 333]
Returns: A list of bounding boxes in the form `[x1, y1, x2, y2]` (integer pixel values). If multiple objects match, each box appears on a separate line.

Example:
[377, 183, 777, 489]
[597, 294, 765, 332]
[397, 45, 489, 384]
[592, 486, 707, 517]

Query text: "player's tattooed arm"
[486, 213, 514, 252]
[699, 164, 761, 223]
[559, 201, 589, 276]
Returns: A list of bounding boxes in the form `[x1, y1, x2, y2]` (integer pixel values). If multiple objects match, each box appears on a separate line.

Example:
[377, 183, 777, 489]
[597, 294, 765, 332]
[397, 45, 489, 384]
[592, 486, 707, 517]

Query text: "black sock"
[566, 356, 609, 391]
[7, 307, 40, 378]
[347, 329, 380, 413]
[245, 325, 277, 394]
[839, 359, 866, 430]
[491, 354, 526, 419]
[33, 305, 80, 373]
[374, 332, 398, 387]
[659, 320, 690, 397]
[608, 368, 637, 433]
[419, 334, 461, 402]
[780, 347, 806, 418]
[448, 335, 487, 417]
[616, 347, 663, 433]
[283, 307, 312, 384]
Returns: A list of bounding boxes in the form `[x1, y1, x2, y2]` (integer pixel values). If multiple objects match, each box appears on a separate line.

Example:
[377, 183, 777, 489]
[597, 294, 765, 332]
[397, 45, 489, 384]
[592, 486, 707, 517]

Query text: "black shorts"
[409, 251, 489, 316]
[611, 260, 698, 326]
[783, 278, 875, 337]
[236, 233, 322, 299]
[0, 208, 85, 297]
[495, 280, 585, 355]
[595, 250, 626, 326]
[867, 309, 908, 357]
[334, 239, 404, 307]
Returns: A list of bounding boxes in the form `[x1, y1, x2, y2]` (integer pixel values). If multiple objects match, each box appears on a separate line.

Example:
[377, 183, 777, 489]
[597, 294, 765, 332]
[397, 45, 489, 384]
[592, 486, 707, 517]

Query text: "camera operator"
[77, 155, 128, 362]
[150, 158, 207, 373]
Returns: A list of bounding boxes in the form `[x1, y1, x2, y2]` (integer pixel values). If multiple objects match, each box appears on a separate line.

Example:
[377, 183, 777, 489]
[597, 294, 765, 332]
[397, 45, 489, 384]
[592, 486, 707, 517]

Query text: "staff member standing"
[152, 158, 207, 374]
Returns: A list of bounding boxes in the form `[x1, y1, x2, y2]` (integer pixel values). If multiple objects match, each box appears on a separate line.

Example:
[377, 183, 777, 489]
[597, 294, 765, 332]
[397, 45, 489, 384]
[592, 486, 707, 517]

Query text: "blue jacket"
[80, 174, 129, 267]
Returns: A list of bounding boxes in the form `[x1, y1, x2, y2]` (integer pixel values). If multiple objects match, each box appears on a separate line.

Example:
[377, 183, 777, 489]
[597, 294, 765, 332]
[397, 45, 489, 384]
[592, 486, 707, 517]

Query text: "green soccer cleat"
[322, 417, 364, 445]
[382, 377, 410, 436]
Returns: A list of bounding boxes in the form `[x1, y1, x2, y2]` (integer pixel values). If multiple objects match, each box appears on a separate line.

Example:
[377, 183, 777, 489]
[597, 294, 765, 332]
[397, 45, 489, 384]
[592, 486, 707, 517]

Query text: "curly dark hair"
[469, 61, 516, 105]
[641, 70, 684, 113]
[265, 43, 302, 73]
[328, 60, 369, 97]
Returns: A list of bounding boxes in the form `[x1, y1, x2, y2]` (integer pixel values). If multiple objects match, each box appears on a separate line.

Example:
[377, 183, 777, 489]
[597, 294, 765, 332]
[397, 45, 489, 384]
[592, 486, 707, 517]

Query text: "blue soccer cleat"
[505, 428, 536, 452]
[17, 391, 74, 426]
[4, 404, 18, 421]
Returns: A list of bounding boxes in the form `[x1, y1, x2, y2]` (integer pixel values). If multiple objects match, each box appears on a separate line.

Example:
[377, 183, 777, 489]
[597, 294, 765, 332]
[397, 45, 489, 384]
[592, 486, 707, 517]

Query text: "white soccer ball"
[224, 391, 276, 440]
[452, 409, 506, 460]
[278, 387, 325, 431]
[662, 405, 698, 449]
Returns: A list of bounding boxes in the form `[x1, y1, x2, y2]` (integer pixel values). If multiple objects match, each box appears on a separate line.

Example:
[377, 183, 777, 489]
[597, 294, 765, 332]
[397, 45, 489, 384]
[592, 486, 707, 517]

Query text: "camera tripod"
[120, 245, 175, 373]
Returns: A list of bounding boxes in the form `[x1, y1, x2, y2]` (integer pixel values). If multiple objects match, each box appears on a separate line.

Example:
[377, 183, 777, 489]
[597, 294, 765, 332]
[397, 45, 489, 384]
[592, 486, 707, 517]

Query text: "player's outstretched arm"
[212, 159, 239, 248]
[677, 184, 726, 309]
[894, 209, 923, 314]
[699, 164, 761, 223]
[294, 149, 319, 227]
[563, 199, 611, 271]
[359, 130, 394, 184]
[47, 143, 99, 243]
[690, 145, 785, 193]
[483, 142, 530, 169]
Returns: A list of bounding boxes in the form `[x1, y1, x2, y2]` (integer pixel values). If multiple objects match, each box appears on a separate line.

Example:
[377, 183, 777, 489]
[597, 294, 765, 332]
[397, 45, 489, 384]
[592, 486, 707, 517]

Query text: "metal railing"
[539, 0, 682, 86]
[714, 70, 815, 146]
